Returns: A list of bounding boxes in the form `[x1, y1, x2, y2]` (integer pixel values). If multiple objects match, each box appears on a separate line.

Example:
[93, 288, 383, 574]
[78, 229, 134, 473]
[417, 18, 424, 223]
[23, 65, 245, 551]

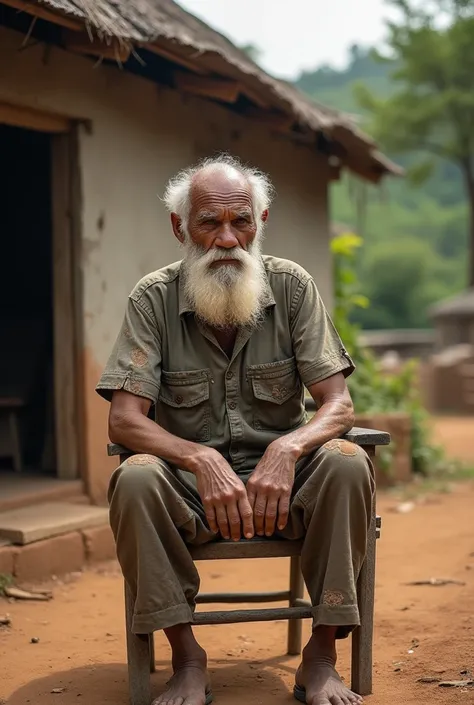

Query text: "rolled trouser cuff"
[311, 603, 360, 639]
[132, 602, 194, 634]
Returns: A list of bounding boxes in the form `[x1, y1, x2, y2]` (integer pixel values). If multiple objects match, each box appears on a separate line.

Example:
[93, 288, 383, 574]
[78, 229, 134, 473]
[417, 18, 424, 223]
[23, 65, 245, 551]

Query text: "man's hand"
[194, 448, 254, 541]
[246, 442, 297, 537]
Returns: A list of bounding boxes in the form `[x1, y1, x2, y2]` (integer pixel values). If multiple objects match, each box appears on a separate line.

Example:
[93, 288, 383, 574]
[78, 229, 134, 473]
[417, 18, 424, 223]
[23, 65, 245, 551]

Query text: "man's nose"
[215, 224, 239, 249]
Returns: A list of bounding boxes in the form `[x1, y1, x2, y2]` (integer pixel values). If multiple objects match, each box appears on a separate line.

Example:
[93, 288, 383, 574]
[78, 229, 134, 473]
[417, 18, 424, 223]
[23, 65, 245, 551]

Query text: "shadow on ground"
[7, 655, 296, 704]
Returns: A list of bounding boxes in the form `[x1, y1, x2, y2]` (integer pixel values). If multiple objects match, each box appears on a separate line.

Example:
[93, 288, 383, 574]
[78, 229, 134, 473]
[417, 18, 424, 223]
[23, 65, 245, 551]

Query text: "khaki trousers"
[108, 439, 375, 637]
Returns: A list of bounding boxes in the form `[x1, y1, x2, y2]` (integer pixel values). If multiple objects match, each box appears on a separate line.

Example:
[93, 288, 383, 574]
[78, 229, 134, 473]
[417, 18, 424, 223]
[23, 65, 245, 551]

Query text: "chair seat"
[189, 516, 381, 561]
[189, 536, 304, 561]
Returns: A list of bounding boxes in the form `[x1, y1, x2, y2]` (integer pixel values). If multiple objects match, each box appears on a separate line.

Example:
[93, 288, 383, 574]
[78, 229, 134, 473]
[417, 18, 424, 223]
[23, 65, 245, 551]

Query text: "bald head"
[163, 154, 274, 234]
[191, 161, 251, 193]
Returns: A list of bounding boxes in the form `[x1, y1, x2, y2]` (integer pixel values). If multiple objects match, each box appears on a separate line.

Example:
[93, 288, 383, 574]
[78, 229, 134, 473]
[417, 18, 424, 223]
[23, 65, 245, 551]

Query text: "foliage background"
[294, 44, 468, 330]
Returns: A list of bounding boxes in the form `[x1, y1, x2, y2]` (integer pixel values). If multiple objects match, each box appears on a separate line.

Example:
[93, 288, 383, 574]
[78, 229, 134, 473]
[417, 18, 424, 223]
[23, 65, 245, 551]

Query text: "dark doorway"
[0, 124, 56, 476]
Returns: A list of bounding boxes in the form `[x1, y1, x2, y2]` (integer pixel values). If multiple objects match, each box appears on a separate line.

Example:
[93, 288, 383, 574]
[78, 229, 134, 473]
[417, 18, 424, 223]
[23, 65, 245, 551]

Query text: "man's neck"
[210, 326, 238, 358]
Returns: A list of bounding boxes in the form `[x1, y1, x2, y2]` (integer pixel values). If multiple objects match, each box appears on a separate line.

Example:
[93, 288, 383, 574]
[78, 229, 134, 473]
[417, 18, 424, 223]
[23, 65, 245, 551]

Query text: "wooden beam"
[145, 43, 209, 75]
[1, 0, 81, 30]
[63, 30, 131, 63]
[242, 106, 295, 132]
[0, 100, 70, 132]
[173, 69, 241, 103]
[240, 85, 268, 109]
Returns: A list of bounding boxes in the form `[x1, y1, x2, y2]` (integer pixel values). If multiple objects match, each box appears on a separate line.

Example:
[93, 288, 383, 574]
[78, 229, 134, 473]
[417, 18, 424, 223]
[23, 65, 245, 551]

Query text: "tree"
[355, 0, 474, 285]
[351, 238, 455, 329]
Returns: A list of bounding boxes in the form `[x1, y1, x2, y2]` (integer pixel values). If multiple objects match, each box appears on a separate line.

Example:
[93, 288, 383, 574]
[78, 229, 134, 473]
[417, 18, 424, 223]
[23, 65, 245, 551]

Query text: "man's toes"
[348, 695, 363, 705]
[343, 693, 360, 705]
[329, 696, 345, 705]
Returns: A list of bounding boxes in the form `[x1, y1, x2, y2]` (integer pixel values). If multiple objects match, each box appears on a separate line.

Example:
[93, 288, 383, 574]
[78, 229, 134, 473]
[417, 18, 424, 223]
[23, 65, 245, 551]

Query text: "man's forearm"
[109, 410, 205, 473]
[273, 397, 354, 461]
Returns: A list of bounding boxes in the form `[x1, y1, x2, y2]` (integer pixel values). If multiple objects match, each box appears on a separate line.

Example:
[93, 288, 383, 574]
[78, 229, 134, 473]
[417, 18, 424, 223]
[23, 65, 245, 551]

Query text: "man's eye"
[234, 217, 249, 225]
[202, 219, 218, 226]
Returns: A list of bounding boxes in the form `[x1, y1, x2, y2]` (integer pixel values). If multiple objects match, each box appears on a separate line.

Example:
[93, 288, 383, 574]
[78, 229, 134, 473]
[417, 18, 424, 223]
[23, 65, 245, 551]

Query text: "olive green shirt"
[96, 255, 354, 473]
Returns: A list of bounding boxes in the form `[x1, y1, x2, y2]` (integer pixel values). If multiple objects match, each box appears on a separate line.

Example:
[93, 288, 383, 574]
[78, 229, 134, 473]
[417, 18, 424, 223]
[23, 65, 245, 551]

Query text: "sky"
[178, 0, 394, 79]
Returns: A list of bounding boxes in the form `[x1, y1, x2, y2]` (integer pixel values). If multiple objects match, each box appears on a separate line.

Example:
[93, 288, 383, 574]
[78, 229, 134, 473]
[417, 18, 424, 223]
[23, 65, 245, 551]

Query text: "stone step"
[0, 477, 86, 513]
[0, 502, 109, 545]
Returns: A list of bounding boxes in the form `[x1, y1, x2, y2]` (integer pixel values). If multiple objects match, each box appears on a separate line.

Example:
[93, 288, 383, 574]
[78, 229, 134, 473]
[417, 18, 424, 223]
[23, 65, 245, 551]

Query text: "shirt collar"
[178, 259, 276, 317]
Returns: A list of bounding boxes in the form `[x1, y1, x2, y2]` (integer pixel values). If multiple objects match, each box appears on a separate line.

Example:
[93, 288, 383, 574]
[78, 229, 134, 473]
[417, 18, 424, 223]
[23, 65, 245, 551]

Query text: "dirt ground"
[431, 416, 474, 464]
[1, 417, 474, 705]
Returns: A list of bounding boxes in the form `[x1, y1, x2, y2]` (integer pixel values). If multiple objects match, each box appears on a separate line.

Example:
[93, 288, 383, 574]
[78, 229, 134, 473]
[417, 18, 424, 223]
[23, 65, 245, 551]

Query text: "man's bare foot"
[153, 624, 211, 705]
[153, 661, 210, 705]
[295, 629, 362, 705]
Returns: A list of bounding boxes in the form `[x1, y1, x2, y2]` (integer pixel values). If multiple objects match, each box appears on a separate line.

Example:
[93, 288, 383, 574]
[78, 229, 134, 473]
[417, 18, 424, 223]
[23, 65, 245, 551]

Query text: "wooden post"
[125, 582, 151, 705]
[287, 555, 305, 655]
[351, 446, 377, 695]
[51, 133, 79, 479]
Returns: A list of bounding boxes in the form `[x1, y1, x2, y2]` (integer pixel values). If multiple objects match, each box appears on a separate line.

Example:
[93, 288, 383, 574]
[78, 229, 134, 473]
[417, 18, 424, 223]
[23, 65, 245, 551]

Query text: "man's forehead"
[190, 168, 252, 208]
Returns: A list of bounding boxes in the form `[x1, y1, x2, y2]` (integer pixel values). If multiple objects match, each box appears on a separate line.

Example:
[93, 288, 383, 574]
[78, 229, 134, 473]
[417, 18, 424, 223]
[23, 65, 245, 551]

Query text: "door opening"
[0, 124, 56, 477]
[0, 121, 81, 502]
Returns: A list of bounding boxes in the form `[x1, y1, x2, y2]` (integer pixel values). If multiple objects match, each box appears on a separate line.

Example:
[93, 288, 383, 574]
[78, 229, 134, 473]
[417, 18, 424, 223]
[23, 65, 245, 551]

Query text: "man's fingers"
[264, 496, 279, 537]
[253, 494, 267, 536]
[277, 493, 291, 532]
[204, 504, 218, 533]
[247, 487, 256, 510]
[215, 504, 230, 540]
[238, 497, 254, 539]
[226, 502, 242, 541]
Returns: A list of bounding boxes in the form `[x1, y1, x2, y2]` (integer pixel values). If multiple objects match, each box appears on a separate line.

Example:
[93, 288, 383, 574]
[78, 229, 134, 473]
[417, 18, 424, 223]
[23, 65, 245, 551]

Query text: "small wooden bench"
[107, 421, 389, 705]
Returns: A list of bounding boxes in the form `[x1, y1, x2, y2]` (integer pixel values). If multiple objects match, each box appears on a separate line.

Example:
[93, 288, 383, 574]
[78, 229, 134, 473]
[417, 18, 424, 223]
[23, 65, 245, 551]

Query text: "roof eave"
[2, 0, 403, 180]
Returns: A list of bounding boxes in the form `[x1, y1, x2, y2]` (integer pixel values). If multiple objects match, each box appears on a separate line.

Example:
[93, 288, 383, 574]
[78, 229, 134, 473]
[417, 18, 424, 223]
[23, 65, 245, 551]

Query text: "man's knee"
[108, 454, 168, 503]
[319, 439, 373, 489]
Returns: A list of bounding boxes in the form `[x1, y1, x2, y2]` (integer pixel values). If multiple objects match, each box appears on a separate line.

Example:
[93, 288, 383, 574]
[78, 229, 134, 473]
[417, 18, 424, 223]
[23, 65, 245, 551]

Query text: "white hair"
[163, 154, 275, 228]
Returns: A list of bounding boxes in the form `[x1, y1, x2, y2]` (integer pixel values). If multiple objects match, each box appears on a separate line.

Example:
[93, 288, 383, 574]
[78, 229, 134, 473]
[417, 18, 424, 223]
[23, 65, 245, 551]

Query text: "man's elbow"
[341, 398, 355, 432]
[108, 409, 128, 444]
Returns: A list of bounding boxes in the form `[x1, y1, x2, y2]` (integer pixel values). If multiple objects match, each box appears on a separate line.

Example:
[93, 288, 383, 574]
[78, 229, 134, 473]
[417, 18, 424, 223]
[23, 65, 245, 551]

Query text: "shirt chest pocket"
[247, 357, 306, 432]
[157, 369, 211, 442]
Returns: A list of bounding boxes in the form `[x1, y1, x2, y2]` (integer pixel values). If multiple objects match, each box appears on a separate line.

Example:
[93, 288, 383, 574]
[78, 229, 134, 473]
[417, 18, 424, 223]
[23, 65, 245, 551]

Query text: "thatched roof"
[6, 0, 402, 181]
[429, 289, 474, 318]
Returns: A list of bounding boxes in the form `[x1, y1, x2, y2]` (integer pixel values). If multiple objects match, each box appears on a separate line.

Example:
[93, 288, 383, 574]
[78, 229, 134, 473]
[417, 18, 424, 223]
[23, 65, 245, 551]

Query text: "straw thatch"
[13, 0, 402, 180]
[430, 289, 474, 318]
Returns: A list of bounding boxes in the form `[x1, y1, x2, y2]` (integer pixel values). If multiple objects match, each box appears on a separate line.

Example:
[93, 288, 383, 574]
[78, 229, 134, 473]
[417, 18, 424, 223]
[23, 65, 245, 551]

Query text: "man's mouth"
[209, 258, 240, 266]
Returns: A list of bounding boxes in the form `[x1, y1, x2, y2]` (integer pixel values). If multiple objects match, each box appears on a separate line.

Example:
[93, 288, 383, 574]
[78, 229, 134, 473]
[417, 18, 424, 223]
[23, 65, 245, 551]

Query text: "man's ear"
[261, 209, 269, 223]
[171, 213, 185, 243]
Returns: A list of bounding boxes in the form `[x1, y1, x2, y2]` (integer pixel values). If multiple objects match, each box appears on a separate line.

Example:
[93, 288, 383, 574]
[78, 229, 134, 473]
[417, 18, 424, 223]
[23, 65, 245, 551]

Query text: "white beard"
[181, 231, 267, 328]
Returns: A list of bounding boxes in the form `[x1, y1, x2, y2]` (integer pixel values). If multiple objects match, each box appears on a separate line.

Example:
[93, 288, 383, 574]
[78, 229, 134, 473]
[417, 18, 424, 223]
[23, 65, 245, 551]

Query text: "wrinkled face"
[174, 168, 268, 329]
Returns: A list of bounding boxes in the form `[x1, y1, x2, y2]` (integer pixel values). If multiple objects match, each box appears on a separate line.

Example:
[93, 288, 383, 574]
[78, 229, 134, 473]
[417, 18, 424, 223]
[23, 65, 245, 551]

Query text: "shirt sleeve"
[290, 277, 355, 388]
[95, 297, 162, 403]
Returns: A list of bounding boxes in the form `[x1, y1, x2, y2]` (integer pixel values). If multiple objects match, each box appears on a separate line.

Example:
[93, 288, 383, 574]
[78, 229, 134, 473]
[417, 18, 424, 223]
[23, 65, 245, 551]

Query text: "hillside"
[294, 46, 468, 330]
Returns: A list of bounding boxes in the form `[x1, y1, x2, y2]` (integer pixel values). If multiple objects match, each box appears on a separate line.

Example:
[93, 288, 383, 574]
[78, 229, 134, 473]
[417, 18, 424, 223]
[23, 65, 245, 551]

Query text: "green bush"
[331, 231, 449, 476]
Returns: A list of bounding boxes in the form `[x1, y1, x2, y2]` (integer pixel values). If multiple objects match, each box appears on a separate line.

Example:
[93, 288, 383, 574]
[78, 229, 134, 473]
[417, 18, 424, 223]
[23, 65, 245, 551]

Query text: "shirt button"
[228, 401, 237, 410]
[175, 395, 183, 404]
[226, 371, 234, 380]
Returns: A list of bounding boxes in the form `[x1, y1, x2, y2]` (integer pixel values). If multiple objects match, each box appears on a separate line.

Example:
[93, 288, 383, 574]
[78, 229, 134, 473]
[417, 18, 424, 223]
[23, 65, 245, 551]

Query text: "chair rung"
[193, 605, 312, 625]
[196, 590, 290, 604]
[294, 598, 311, 608]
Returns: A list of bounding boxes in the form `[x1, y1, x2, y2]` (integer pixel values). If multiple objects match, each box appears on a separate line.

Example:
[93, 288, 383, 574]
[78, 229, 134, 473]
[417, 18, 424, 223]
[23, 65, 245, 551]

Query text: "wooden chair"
[107, 424, 389, 705]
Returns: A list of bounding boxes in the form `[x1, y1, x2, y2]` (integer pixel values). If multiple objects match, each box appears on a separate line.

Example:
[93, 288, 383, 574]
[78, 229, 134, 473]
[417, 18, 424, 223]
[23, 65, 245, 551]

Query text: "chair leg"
[125, 582, 152, 705]
[287, 555, 305, 655]
[149, 632, 156, 673]
[351, 515, 376, 696]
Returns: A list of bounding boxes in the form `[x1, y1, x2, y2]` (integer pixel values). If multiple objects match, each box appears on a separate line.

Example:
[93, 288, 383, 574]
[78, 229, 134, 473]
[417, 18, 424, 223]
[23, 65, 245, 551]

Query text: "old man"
[96, 155, 374, 705]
